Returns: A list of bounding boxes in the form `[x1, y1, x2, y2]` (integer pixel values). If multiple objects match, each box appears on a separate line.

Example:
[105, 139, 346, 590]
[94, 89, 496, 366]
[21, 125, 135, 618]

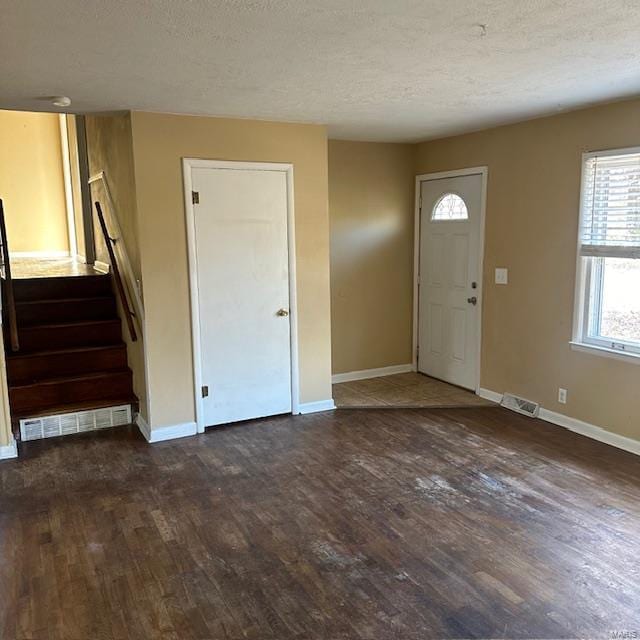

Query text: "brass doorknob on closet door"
[277, 309, 289, 317]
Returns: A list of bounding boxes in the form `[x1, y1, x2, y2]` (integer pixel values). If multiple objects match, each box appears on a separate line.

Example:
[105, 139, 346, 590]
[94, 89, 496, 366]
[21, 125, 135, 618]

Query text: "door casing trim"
[412, 166, 488, 394]
[182, 158, 300, 434]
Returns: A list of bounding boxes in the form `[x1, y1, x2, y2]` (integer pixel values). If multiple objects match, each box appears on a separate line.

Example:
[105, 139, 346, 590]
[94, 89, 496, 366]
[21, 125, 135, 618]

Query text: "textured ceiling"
[2, 0, 640, 142]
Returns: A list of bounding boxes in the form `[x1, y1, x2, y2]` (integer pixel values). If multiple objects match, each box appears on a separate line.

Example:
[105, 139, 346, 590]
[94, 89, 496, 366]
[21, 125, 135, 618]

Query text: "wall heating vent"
[20, 405, 132, 442]
[500, 393, 540, 418]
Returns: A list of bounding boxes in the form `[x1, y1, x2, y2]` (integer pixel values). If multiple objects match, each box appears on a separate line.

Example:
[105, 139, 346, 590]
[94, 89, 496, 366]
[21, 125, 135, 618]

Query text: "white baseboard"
[298, 399, 336, 415]
[136, 414, 151, 440]
[136, 414, 197, 443]
[93, 260, 110, 274]
[538, 407, 640, 457]
[10, 251, 70, 259]
[480, 387, 640, 457]
[332, 363, 414, 384]
[477, 388, 503, 403]
[0, 438, 18, 460]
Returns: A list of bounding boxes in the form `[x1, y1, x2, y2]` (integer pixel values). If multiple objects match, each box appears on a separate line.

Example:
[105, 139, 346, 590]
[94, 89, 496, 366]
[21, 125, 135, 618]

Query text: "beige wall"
[129, 112, 332, 430]
[85, 114, 149, 423]
[329, 140, 415, 374]
[0, 110, 69, 253]
[86, 114, 142, 275]
[416, 98, 640, 441]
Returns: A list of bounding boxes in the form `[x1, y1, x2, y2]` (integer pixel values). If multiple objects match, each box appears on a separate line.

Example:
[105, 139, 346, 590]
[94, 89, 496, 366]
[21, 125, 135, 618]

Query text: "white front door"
[417, 173, 483, 390]
[191, 166, 292, 427]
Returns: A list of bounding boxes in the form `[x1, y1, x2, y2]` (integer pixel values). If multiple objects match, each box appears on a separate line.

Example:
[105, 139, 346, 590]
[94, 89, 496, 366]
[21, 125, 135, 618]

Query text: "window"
[574, 148, 640, 358]
[432, 193, 468, 221]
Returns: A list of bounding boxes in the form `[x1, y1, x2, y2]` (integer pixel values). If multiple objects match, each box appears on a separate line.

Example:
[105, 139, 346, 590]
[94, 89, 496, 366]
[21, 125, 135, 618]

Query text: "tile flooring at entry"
[333, 371, 493, 408]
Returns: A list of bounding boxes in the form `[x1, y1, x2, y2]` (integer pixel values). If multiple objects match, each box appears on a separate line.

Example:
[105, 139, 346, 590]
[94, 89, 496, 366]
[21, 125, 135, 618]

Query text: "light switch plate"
[495, 268, 508, 285]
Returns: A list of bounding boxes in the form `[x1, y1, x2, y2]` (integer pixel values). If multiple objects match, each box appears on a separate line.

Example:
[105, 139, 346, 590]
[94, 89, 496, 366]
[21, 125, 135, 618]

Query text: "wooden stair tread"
[11, 318, 123, 354]
[16, 295, 114, 306]
[11, 396, 138, 421]
[10, 369, 132, 389]
[14, 274, 108, 281]
[6, 343, 127, 360]
[14, 296, 118, 326]
[17, 318, 121, 331]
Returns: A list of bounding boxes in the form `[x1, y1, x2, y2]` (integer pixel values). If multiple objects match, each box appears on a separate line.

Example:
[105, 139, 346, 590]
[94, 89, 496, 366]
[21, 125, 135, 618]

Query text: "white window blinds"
[580, 151, 640, 258]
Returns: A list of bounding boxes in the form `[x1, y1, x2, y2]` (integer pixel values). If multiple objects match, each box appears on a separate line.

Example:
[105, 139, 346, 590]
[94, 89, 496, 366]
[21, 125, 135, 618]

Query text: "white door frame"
[412, 166, 488, 393]
[183, 158, 300, 433]
[59, 114, 78, 258]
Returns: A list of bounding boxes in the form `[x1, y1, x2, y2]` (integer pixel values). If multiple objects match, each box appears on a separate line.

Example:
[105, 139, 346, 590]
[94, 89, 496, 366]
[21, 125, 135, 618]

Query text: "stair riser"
[15, 321, 123, 352]
[13, 276, 112, 302]
[10, 372, 134, 414]
[16, 298, 117, 326]
[7, 347, 128, 385]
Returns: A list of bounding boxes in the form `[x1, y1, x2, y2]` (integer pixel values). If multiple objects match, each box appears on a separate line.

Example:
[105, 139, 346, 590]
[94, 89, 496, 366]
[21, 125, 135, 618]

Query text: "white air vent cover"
[500, 393, 540, 417]
[20, 404, 132, 442]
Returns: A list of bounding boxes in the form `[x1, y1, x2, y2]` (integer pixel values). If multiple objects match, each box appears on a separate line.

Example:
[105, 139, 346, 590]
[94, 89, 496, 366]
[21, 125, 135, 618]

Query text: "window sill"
[570, 341, 640, 365]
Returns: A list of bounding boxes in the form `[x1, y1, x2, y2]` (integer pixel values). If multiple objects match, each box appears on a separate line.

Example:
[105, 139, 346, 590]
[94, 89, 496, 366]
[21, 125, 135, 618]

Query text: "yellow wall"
[129, 112, 332, 430]
[0, 110, 69, 253]
[415, 98, 640, 441]
[85, 114, 149, 423]
[329, 140, 415, 374]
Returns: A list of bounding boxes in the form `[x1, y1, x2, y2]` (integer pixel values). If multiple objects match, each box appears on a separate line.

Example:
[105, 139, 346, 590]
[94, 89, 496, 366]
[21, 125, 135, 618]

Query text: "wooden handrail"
[88, 172, 144, 323]
[94, 201, 137, 342]
[0, 200, 19, 352]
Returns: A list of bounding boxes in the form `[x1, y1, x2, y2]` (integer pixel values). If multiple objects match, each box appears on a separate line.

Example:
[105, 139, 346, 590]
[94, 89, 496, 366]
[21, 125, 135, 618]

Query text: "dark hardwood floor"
[2, 407, 640, 639]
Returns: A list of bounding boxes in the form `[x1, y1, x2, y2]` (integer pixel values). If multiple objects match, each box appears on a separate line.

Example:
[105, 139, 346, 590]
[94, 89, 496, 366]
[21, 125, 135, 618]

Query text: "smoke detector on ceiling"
[52, 96, 71, 108]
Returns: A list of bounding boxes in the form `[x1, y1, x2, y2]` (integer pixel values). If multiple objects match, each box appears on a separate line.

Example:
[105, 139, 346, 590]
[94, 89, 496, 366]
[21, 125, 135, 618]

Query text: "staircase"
[4, 273, 137, 434]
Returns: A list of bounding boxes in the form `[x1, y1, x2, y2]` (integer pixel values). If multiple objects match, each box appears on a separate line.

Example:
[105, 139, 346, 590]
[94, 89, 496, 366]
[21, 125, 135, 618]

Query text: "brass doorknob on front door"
[277, 308, 289, 317]
[467, 296, 477, 305]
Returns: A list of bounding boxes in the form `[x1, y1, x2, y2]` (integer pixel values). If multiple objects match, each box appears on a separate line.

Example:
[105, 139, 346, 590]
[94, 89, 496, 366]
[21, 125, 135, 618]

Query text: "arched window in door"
[432, 193, 468, 221]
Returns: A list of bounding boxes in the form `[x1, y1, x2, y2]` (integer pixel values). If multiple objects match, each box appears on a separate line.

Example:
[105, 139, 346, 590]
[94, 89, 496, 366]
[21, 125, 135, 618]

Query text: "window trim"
[570, 341, 640, 365]
[572, 146, 640, 360]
